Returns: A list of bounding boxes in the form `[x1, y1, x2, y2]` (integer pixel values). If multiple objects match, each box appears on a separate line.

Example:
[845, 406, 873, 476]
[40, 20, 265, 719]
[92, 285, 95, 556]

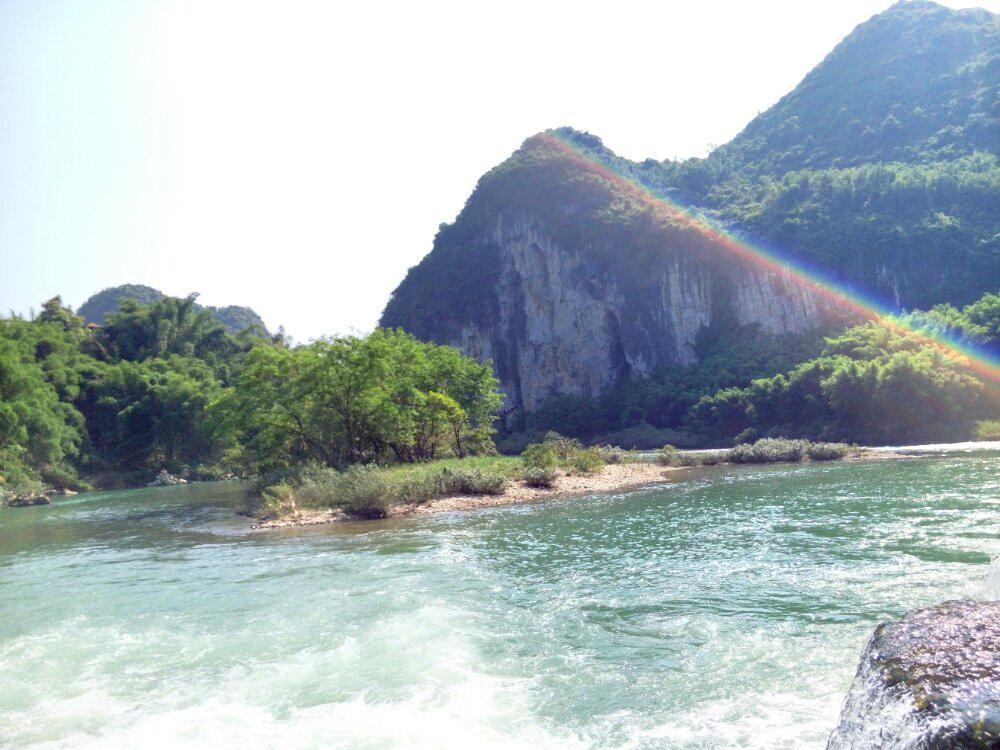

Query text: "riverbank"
[251, 461, 676, 529]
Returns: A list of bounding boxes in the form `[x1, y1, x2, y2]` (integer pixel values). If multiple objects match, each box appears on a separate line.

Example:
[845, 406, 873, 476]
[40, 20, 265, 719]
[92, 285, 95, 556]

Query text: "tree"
[0, 337, 82, 487]
[220, 329, 502, 471]
[76, 356, 228, 473]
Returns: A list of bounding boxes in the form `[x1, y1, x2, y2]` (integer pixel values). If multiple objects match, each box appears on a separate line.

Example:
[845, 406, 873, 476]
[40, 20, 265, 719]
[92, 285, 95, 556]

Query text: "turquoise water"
[1, 453, 997, 749]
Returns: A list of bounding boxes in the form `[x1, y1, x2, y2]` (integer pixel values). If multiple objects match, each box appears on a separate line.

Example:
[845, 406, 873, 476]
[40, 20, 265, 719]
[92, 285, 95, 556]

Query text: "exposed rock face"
[828, 600, 1000, 750]
[450, 216, 826, 412]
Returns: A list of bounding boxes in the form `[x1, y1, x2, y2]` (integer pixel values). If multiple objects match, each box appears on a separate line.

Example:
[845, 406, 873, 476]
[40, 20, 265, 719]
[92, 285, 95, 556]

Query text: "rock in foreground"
[828, 600, 1000, 749]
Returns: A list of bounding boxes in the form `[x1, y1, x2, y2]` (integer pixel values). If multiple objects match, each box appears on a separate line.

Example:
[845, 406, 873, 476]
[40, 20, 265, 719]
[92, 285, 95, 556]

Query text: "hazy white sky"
[2, 0, 997, 340]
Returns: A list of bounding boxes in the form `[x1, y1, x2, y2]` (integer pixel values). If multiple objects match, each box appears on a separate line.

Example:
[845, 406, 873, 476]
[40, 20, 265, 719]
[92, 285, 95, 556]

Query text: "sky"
[1, 0, 997, 341]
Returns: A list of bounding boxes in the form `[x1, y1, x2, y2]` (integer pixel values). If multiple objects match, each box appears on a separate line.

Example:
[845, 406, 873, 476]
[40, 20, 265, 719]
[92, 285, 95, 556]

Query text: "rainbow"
[541, 131, 1000, 387]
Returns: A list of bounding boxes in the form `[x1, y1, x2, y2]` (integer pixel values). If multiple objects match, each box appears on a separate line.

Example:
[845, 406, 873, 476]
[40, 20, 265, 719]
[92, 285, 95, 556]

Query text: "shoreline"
[250, 462, 679, 530]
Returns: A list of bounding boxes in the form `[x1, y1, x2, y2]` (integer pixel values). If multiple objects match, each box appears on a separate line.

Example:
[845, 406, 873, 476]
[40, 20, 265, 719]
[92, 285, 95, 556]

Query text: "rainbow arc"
[542, 131, 1000, 387]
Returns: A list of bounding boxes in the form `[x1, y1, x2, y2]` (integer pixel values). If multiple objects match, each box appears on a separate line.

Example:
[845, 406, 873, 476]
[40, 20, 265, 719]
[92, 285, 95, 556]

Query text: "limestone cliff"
[380, 134, 839, 414]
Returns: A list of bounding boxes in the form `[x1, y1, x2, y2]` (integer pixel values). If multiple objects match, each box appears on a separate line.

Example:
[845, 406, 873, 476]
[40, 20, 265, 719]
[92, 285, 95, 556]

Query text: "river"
[1, 449, 997, 749]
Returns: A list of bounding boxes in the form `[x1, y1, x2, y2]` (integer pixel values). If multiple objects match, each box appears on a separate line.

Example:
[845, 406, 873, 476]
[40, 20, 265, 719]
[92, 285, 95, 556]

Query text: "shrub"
[730, 438, 808, 464]
[805, 442, 853, 461]
[698, 450, 731, 465]
[668, 449, 731, 467]
[657, 444, 679, 465]
[440, 468, 508, 495]
[522, 442, 559, 469]
[569, 447, 605, 474]
[542, 431, 583, 460]
[523, 467, 558, 488]
[975, 420, 1000, 441]
[596, 445, 627, 464]
[734, 428, 758, 445]
[291, 463, 341, 506]
[393, 475, 443, 505]
[335, 465, 396, 519]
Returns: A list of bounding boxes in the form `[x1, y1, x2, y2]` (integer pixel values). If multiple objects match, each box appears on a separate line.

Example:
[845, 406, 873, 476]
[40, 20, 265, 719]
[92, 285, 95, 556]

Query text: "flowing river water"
[1, 449, 997, 749]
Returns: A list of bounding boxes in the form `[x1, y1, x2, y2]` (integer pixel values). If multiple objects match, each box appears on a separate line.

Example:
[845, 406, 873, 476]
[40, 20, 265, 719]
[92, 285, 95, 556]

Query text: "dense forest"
[0, 295, 501, 500]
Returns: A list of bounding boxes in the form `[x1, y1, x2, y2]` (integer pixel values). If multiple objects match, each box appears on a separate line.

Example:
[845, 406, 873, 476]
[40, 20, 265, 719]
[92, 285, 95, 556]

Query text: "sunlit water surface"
[1, 451, 997, 749]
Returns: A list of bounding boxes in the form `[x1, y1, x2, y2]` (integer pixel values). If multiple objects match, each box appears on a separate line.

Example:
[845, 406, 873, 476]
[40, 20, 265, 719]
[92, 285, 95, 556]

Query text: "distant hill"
[78, 284, 165, 323]
[79, 285, 268, 334]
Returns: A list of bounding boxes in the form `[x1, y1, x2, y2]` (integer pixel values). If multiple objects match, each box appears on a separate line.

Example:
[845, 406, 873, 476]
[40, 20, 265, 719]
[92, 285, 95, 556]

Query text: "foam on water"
[1, 453, 997, 749]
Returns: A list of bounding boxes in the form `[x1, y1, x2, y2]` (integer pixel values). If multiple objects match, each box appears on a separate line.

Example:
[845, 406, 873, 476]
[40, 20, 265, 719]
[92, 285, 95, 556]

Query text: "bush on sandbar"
[521, 442, 559, 470]
[596, 445, 628, 464]
[656, 444, 679, 466]
[805, 442, 854, 461]
[568, 447, 605, 474]
[439, 468, 508, 496]
[523, 467, 558, 488]
[729, 438, 808, 464]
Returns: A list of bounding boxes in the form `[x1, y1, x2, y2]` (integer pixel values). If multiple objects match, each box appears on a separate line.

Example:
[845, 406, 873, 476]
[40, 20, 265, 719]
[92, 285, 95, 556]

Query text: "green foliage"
[77, 356, 228, 474]
[805, 442, 854, 461]
[333, 465, 397, 519]
[0, 291, 273, 489]
[97, 295, 248, 370]
[79, 284, 268, 334]
[523, 467, 558, 488]
[437, 468, 508, 496]
[714, 2, 998, 175]
[0, 334, 82, 489]
[694, 450, 730, 466]
[975, 420, 1000, 441]
[520, 442, 559, 470]
[568, 447, 604, 474]
[247, 456, 517, 520]
[506, 324, 828, 446]
[657, 444, 679, 466]
[78, 284, 165, 323]
[222, 328, 502, 472]
[596, 445, 627, 464]
[688, 304, 997, 446]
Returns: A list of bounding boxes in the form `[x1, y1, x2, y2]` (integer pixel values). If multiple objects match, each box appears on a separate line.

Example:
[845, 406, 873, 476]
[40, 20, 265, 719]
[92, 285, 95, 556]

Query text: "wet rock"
[5, 493, 52, 508]
[147, 470, 188, 487]
[828, 600, 1000, 749]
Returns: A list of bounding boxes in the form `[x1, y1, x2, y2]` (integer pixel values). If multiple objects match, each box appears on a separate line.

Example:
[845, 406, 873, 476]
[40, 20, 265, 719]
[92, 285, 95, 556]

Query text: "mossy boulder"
[828, 600, 1000, 749]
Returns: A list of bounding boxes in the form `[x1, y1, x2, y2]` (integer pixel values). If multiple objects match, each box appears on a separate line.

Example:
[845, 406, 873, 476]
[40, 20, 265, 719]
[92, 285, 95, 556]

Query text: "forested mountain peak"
[715, 0, 998, 175]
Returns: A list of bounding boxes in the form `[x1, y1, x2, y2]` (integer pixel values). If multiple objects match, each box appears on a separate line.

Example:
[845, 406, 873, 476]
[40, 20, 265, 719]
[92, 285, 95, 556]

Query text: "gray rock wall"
[451, 216, 830, 413]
